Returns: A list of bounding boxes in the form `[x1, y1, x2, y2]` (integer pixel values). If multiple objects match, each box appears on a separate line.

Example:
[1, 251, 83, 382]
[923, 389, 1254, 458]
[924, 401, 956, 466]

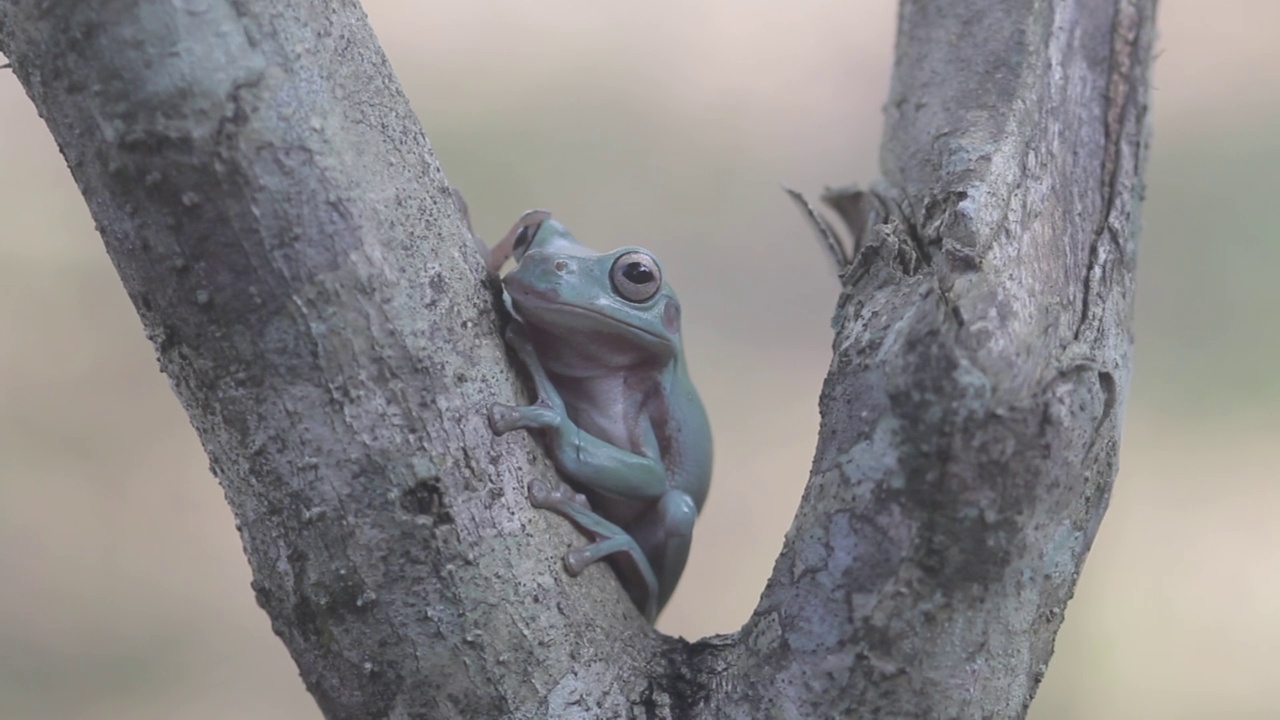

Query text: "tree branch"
[698, 0, 1153, 716]
[1, 1, 666, 717]
[0, 0, 1153, 717]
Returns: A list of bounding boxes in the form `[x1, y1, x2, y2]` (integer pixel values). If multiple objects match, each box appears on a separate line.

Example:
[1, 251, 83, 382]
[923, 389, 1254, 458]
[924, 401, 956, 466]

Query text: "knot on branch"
[785, 184, 928, 281]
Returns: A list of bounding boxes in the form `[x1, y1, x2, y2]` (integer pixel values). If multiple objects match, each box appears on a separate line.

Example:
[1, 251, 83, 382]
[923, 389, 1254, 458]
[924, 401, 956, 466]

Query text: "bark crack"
[1077, 0, 1144, 341]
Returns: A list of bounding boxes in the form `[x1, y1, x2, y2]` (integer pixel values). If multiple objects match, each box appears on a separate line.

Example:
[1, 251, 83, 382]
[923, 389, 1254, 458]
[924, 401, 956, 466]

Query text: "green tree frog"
[482, 208, 713, 622]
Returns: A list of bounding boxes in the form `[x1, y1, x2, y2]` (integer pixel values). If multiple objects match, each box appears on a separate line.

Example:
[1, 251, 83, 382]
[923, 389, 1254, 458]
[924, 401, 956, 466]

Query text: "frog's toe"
[563, 547, 591, 576]
[527, 478, 554, 506]
[528, 478, 582, 510]
[487, 402, 519, 433]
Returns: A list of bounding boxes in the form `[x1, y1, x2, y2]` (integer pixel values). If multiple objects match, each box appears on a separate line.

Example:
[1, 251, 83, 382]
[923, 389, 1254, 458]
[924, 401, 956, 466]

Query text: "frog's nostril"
[554, 259, 569, 272]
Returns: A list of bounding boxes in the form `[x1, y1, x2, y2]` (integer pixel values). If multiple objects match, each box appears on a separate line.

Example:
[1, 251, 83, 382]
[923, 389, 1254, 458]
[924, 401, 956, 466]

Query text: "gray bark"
[0, 0, 1153, 718]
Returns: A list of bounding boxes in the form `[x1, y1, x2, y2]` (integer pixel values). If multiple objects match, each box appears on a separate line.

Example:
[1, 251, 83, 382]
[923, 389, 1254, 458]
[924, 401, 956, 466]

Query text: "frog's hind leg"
[528, 479, 659, 621]
[632, 489, 698, 614]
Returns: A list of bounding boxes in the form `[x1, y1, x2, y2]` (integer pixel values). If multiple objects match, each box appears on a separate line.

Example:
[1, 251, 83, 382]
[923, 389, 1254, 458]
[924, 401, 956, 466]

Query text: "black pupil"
[621, 261, 654, 285]
[514, 227, 533, 250]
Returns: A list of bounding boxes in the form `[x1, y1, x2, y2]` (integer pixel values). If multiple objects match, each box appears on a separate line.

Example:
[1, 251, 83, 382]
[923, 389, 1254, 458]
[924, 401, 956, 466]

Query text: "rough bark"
[0, 0, 1153, 718]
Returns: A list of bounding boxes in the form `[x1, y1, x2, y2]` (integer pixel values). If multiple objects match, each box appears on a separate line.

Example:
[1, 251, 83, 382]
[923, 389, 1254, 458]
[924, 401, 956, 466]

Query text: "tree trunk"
[0, 0, 1153, 717]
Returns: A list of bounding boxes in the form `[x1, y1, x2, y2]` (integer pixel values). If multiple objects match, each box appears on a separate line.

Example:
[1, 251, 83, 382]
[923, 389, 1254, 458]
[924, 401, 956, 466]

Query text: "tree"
[0, 0, 1154, 717]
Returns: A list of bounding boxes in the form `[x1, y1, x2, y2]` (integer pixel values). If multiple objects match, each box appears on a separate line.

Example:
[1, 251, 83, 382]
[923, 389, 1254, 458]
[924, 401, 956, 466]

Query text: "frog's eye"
[610, 251, 662, 303]
[512, 222, 539, 257]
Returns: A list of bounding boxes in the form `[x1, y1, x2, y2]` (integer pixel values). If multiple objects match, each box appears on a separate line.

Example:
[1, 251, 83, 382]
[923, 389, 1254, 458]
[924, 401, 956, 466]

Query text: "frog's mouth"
[515, 290, 659, 337]
[509, 287, 673, 348]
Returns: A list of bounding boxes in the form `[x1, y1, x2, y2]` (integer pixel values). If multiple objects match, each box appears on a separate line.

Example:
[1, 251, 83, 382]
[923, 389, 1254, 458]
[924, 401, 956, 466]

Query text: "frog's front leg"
[489, 322, 569, 434]
[491, 324, 670, 495]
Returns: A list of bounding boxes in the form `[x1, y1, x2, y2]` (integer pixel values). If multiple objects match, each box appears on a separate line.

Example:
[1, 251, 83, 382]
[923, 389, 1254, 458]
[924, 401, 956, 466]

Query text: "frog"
[475, 202, 713, 623]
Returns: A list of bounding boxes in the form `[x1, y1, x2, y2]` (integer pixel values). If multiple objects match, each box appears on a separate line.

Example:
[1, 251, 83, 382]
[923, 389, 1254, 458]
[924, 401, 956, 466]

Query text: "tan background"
[2, 1, 1276, 717]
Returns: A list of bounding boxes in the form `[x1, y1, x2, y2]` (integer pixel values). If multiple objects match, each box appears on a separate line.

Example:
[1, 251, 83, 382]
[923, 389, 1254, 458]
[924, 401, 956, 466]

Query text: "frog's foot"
[488, 401, 560, 435]
[527, 478, 590, 511]
[565, 538, 659, 620]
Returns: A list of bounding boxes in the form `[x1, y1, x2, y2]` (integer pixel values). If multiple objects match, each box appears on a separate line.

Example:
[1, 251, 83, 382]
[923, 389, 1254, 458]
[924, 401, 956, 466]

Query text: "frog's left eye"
[511, 221, 542, 261]
[610, 251, 662, 303]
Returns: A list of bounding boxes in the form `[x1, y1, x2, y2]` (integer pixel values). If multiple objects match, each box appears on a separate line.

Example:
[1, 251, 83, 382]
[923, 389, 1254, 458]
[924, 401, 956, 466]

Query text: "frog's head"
[502, 216, 683, 365]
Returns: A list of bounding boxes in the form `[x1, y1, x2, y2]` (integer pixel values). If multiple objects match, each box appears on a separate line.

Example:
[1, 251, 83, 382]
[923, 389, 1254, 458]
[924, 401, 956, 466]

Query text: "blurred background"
[1, 1, 1276, 718]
